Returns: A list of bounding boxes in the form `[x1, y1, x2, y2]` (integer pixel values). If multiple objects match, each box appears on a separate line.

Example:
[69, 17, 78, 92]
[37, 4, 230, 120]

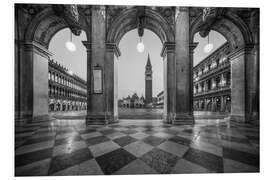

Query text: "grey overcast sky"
[49, 28, 226, 99]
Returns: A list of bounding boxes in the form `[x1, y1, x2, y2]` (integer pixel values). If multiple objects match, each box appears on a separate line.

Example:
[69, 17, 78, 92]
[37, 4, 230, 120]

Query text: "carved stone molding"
[161, 42, 175, 57]
[23, 41, 53, 59]
[106, 43, 121, 57]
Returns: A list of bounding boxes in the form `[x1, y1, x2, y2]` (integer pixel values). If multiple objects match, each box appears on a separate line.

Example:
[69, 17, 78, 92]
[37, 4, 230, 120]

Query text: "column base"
[173, 113, 194, 125]
[228, 114, 245, 123]
[15, 111, 50, 125]
[86, 115, 108, 125]
[163, 113, 194, 125]
[229, 113, 259, 125]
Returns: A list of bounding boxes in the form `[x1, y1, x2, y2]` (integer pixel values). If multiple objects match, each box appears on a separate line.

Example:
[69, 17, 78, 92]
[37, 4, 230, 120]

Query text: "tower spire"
[146, 53, 151, 66]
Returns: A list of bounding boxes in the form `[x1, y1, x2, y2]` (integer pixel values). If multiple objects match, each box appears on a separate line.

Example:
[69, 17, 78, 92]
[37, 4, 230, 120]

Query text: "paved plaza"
[50, 109, 229, 120]
[15, 118, 259, 176]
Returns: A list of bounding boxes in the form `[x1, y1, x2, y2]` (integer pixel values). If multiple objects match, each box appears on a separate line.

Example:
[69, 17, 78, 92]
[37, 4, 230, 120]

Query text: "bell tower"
[145, 53, 153, 105]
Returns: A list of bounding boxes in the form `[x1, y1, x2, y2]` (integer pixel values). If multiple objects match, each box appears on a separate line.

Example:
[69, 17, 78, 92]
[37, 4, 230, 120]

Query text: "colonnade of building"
[193, 42, 231, 112]
[15, 5, 259, 125]
[48, 59, 87, 112]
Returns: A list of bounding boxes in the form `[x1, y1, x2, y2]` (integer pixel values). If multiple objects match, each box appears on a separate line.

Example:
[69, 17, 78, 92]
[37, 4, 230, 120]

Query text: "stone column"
[16, 41, 51, 124]
[229, 45, 259, 123]
[220, 96, 225, 112]
[174, 7, 194, 125]
[211, 97, 215, 111]
[161, 42, 176, 124]
[105, 43, 121, 123]
[85, 6, 107, 125]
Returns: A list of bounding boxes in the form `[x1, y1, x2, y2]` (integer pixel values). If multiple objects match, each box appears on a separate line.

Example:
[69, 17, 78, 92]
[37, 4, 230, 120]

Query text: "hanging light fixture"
[136, 7, 145, 53]
[65, 30, 76, 52]
[204, 33, 213, 53]
[137, 36, 145, 53]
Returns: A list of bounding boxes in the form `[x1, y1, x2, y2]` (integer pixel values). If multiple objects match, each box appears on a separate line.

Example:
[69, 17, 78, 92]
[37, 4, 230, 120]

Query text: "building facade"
[155, 42, 231, 113]
[193, 42, 231, 112]
[48, 59, 87, 112]
[118, 93, 145, 108]
[145, 54, 153, 105]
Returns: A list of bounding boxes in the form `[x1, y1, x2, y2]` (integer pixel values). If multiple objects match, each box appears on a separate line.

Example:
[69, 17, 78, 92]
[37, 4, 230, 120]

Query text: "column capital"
[228, 44, 255, 60]
[23, 41, 52, 59]
[106, 42, 121, 58]
[161, 42, 175, 57]
[189, 42, 199, 53]
[82, 41, 92, 51]
[178, 7, 189, 12]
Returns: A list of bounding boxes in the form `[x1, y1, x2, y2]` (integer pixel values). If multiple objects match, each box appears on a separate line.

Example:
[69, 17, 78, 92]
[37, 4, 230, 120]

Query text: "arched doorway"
[190, 8, 259, 123]
[84, 6, 194, 125]
[117, 29, 164, 119]
[15, 5, 90, 123]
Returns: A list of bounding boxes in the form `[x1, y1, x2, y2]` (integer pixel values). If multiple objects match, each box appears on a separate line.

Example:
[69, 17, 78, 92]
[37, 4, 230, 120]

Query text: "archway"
[117, 29, 164, 119]
[192, 30, 229, 117]
[190, 9, 259, 123]
[85, 6, 194, 125]
[15, 5, 90, 122]
[48, 28, 87, 116]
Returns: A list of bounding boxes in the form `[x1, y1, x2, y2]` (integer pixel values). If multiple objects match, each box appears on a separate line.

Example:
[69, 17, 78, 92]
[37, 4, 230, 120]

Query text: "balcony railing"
[194, 84, 231, 97]
[193, 61, 230, 82]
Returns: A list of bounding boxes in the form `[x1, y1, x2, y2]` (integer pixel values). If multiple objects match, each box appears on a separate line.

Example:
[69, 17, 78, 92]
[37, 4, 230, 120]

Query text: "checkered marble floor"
[15, 119, 259, 176]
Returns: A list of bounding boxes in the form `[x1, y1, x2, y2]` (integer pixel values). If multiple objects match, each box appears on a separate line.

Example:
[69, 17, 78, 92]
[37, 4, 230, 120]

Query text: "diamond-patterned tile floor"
[15, 119, 259, 176]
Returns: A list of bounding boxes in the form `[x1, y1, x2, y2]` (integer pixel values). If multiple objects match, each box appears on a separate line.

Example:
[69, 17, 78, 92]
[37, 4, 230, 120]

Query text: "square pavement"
[15, 119, 259, 176]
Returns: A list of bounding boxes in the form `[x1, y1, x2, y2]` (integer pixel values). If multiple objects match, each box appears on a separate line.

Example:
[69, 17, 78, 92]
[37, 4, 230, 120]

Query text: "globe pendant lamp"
[137, 36, 145, 53]
[65, 30, 76, 52]
[204, 34, 213, 53]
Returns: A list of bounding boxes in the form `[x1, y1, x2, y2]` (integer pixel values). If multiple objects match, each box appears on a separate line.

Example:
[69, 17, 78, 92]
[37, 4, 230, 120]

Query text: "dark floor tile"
[22, 136, 55, 146]
[100, 129, 117, 135]
[169, 136, 191, 146]
[109, 124, 121, 128]
[223, 147, 259, 168]
[78, 128, 96, 135]
[221, 135, 250, 144]
[55, 134, 82, 146]
[48, 148, 93, 175]
[121, 129, 138, 135]
[182, 129, 193, 134]
[85, 136, 110, 146]
[162, 129, 180, 135]
[143, 129, 157, 135]
[140, 148, 179, 173]
[113, 136, 137, 147]
[56, 129, 74, 135]
[15, 148, 53, 167]
[143, 136, 166, 146]
[15, 129, 37, 134]
[96, 148, 136, 175]
[183, 148, 223, 173]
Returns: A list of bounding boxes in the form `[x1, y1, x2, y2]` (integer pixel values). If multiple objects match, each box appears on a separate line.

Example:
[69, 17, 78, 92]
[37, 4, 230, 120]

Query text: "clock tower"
[145, 54, 153, 105]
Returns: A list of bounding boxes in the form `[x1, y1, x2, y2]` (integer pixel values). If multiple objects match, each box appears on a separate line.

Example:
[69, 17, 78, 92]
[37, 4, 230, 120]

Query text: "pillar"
[229, 45, 259, 123]
[174, 7, 194, 125]
[161, 42, 176, 124]
[105, 43, 121, 123]
[84, 5, 107, 125]
[16, 41, 51, 124]
[220, 96, 225, 112]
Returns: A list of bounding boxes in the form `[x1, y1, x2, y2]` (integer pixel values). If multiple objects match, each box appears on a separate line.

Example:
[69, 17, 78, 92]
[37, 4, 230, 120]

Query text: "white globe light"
[204, 43, 213, 53]
[137, 42, 145, 53]
[65, 41, 76, 52]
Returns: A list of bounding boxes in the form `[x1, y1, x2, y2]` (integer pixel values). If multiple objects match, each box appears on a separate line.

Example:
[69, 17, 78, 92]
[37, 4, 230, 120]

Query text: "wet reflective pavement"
[15, 118, 259, 176]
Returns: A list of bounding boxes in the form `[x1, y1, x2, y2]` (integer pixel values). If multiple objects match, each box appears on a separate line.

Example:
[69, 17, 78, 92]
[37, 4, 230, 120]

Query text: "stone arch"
[25, 7, 90, 49]
[190, 10, 254, 48]
[107, 7, 174, 45]
[190, 9, 258, 123]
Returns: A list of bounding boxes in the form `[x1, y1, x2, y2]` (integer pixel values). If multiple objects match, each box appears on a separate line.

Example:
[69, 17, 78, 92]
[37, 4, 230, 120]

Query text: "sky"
[49, 28, 226, 99]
